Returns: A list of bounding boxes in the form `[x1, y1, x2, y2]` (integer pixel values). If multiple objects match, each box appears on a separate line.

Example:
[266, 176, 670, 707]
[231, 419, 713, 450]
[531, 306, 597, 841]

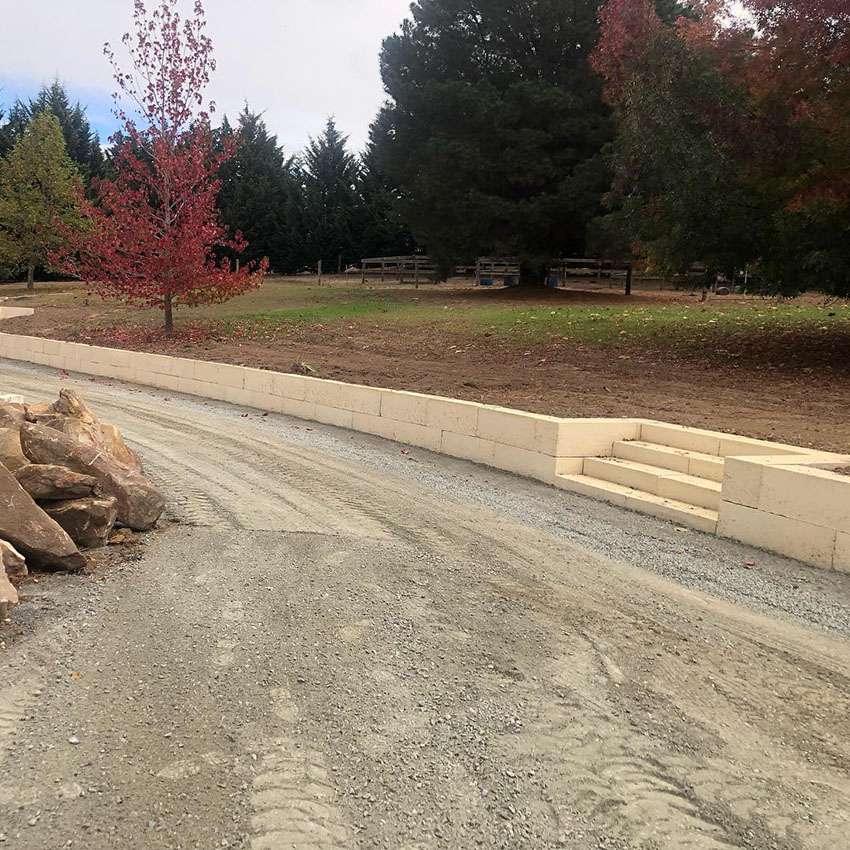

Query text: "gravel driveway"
[1, 359, 849, 849]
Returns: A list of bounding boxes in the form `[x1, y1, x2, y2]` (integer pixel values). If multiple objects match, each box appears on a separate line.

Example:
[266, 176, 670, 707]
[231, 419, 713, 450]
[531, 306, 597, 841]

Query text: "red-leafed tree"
[64, 0, 266, 332]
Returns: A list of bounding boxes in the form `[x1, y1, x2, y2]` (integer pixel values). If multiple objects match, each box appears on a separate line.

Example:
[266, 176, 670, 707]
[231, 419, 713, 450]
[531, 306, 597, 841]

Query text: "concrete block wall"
[719, 456, 850, 573]
[2, 327, 849, 572]
[0, 332, 639, 485]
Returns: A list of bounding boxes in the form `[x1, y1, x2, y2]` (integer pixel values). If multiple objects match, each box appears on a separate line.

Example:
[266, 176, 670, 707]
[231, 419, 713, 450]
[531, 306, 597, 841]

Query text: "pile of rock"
[0, 389, 165, 618]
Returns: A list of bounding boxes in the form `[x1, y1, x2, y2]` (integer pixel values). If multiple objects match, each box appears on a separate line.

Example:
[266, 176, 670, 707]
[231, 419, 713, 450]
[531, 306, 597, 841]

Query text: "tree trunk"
[26, 264, 35, 291]
[164, 294, 174, 334]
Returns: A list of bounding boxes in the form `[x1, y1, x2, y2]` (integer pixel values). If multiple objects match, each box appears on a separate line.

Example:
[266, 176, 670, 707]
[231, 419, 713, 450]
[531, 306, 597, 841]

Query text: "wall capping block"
[1, 325, 848, 572]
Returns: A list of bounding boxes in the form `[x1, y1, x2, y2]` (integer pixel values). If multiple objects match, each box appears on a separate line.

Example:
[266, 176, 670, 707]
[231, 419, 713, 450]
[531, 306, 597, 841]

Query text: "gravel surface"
[1, 358, 850, 850]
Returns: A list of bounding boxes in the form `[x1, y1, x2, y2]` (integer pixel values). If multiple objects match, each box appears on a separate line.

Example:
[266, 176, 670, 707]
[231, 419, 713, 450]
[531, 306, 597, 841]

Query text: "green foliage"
[602, 34, 766, 282]
[217, 108, 304, 273]
[372, 0, 614, 278]
[299, 118, 363, 271]
[0, 113, 86, 285]
[0, 81, 105, 186]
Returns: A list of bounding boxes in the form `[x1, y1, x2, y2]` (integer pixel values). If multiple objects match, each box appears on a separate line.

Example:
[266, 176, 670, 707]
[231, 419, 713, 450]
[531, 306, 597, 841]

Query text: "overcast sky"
[0, 0, 413, 155]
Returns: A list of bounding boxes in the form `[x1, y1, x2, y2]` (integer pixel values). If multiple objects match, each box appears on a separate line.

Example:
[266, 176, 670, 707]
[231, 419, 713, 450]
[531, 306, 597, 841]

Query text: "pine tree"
[372, 0, 614, 281]
[217, 108, 304, 273]
[0, 112, 85, 289]
[300, 118, 361, 272]
[1, 81, 104, 186]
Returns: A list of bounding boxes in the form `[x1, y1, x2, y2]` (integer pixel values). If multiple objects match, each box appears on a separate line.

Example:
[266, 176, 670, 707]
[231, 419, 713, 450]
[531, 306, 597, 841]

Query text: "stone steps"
[612, 440, 725, 482]
[555, 442, 726, 534]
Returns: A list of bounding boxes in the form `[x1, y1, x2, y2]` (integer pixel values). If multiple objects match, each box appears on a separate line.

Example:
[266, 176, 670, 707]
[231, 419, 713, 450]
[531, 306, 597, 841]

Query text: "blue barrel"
[504, 274, 519, 287]
[479, 277, 493, 287]
[547, 274, 560, 288]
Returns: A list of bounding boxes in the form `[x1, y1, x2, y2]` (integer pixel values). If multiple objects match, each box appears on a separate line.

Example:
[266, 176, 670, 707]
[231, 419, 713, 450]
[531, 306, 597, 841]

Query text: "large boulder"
[42, 497, 118, 550]
[1, 539, 25, 618]
[0, 463, 86, 570]
[98, 423, 143, 472]
[20, 423, 164, 531]
[15, 464, 100, 501]
[0, 427, 28, 472]
[1, 539, 27, 580]
[0, 403, 26, 430]
[49, 388, 98, 424]
[36, 389, 143, 473]
[0, 568, 17, 619]
[0, 403, 29, 472]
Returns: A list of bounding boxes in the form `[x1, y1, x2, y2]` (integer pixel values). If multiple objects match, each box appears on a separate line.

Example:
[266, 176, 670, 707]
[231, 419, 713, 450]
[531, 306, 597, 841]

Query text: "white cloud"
[0, 0, 412, 153]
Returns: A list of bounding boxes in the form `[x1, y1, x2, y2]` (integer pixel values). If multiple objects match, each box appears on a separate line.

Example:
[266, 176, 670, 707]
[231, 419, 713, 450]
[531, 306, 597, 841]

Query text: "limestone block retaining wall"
[719, 456, 850, 573]
[0, 331, 608, 484]
[1, 329, 848, 572]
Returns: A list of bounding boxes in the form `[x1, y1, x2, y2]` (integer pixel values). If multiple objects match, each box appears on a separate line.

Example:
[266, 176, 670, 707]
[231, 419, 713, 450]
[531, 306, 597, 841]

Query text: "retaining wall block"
[337, 382, 383, 416]
[303, 377, 344, 408]
[493, 443, 557, 482]
[555, 418, 643, 458]
[313, 404, 354, 430]
[720, 457, 765, 509]
[426, 397, 480, 435]
[758, 464, 850, 531]
[393, 420, 442, 452]
[834, 532, 850, 574]
[477, 406, 543, 452]
[441, 431, 496, 466]
[381, 389, 430, 426]
[352, 412, 396, 441]
[717, 501, 837, 571]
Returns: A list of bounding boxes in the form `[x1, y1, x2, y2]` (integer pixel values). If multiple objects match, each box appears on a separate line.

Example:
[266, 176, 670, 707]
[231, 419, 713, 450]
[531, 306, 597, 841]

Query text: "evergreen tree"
[357, 114, 415, 260]
[372, 0, 614, 281]
[0, 113, 86, 288]
[300, 118, 361, 272]
[1, 82, 104, 186]
[217, 108, 304, 273]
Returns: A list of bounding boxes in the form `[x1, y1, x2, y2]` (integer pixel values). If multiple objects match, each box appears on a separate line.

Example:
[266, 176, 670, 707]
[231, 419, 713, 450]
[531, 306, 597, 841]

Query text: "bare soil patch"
[3, 278, 850, 453]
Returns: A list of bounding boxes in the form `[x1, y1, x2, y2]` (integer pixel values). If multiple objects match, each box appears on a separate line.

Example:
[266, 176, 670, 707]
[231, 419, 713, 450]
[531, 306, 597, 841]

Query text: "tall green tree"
[372, 0, 615, 281]
[1, 81, 105, 186]
[357, 113, 415, 260]
[0, 112, 86, 288]
[217, 108, 304, 273]
[300, 118, 361, 271]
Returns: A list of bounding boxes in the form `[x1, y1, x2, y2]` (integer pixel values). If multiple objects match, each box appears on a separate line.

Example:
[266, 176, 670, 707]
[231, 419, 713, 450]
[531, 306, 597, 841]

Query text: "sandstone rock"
[0, 567, 17, 618]
[42, 497, 118, 549]
[98, 423, 142, 473]
[25, 401, 52, 422]
[42, 406, 142, 473]
[0, 462, 86, 570]
[15, 464, 100, 501]
[20, 423, 164, 531]
[50, 388, 98, 424]
[0, 426, 29, 472]
[0, 403, 25, 429]
[1, 540, 27, 580]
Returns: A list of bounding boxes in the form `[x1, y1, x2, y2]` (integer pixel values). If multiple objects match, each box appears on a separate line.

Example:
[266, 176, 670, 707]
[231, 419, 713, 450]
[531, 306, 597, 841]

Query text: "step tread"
[616, 440, 723, 465]
[588, 456, 721, 489]
[556, 473, 719, 532]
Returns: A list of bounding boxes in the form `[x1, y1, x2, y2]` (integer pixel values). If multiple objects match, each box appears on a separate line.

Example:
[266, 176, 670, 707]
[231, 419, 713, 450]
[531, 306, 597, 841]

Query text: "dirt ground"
[1, 362, 850, 850]
[3, 279, 850, 452]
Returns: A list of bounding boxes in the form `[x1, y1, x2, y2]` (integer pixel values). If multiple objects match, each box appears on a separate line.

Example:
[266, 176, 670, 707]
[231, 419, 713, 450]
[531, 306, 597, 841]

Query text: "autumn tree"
[593, 0, 850, 296]
[0, 112, 85, 288]
[64, 0, 266, 331]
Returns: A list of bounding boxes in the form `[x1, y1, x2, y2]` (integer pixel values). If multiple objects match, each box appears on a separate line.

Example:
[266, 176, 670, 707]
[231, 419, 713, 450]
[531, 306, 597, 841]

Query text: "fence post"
[625, 263, 633, 296]
[361, 262, 366, 286]
[317, 259, 322, 286]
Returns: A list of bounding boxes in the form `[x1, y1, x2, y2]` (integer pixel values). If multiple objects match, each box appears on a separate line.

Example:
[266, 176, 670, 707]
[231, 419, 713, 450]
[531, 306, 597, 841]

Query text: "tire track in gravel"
[3, 365, 850, 849]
